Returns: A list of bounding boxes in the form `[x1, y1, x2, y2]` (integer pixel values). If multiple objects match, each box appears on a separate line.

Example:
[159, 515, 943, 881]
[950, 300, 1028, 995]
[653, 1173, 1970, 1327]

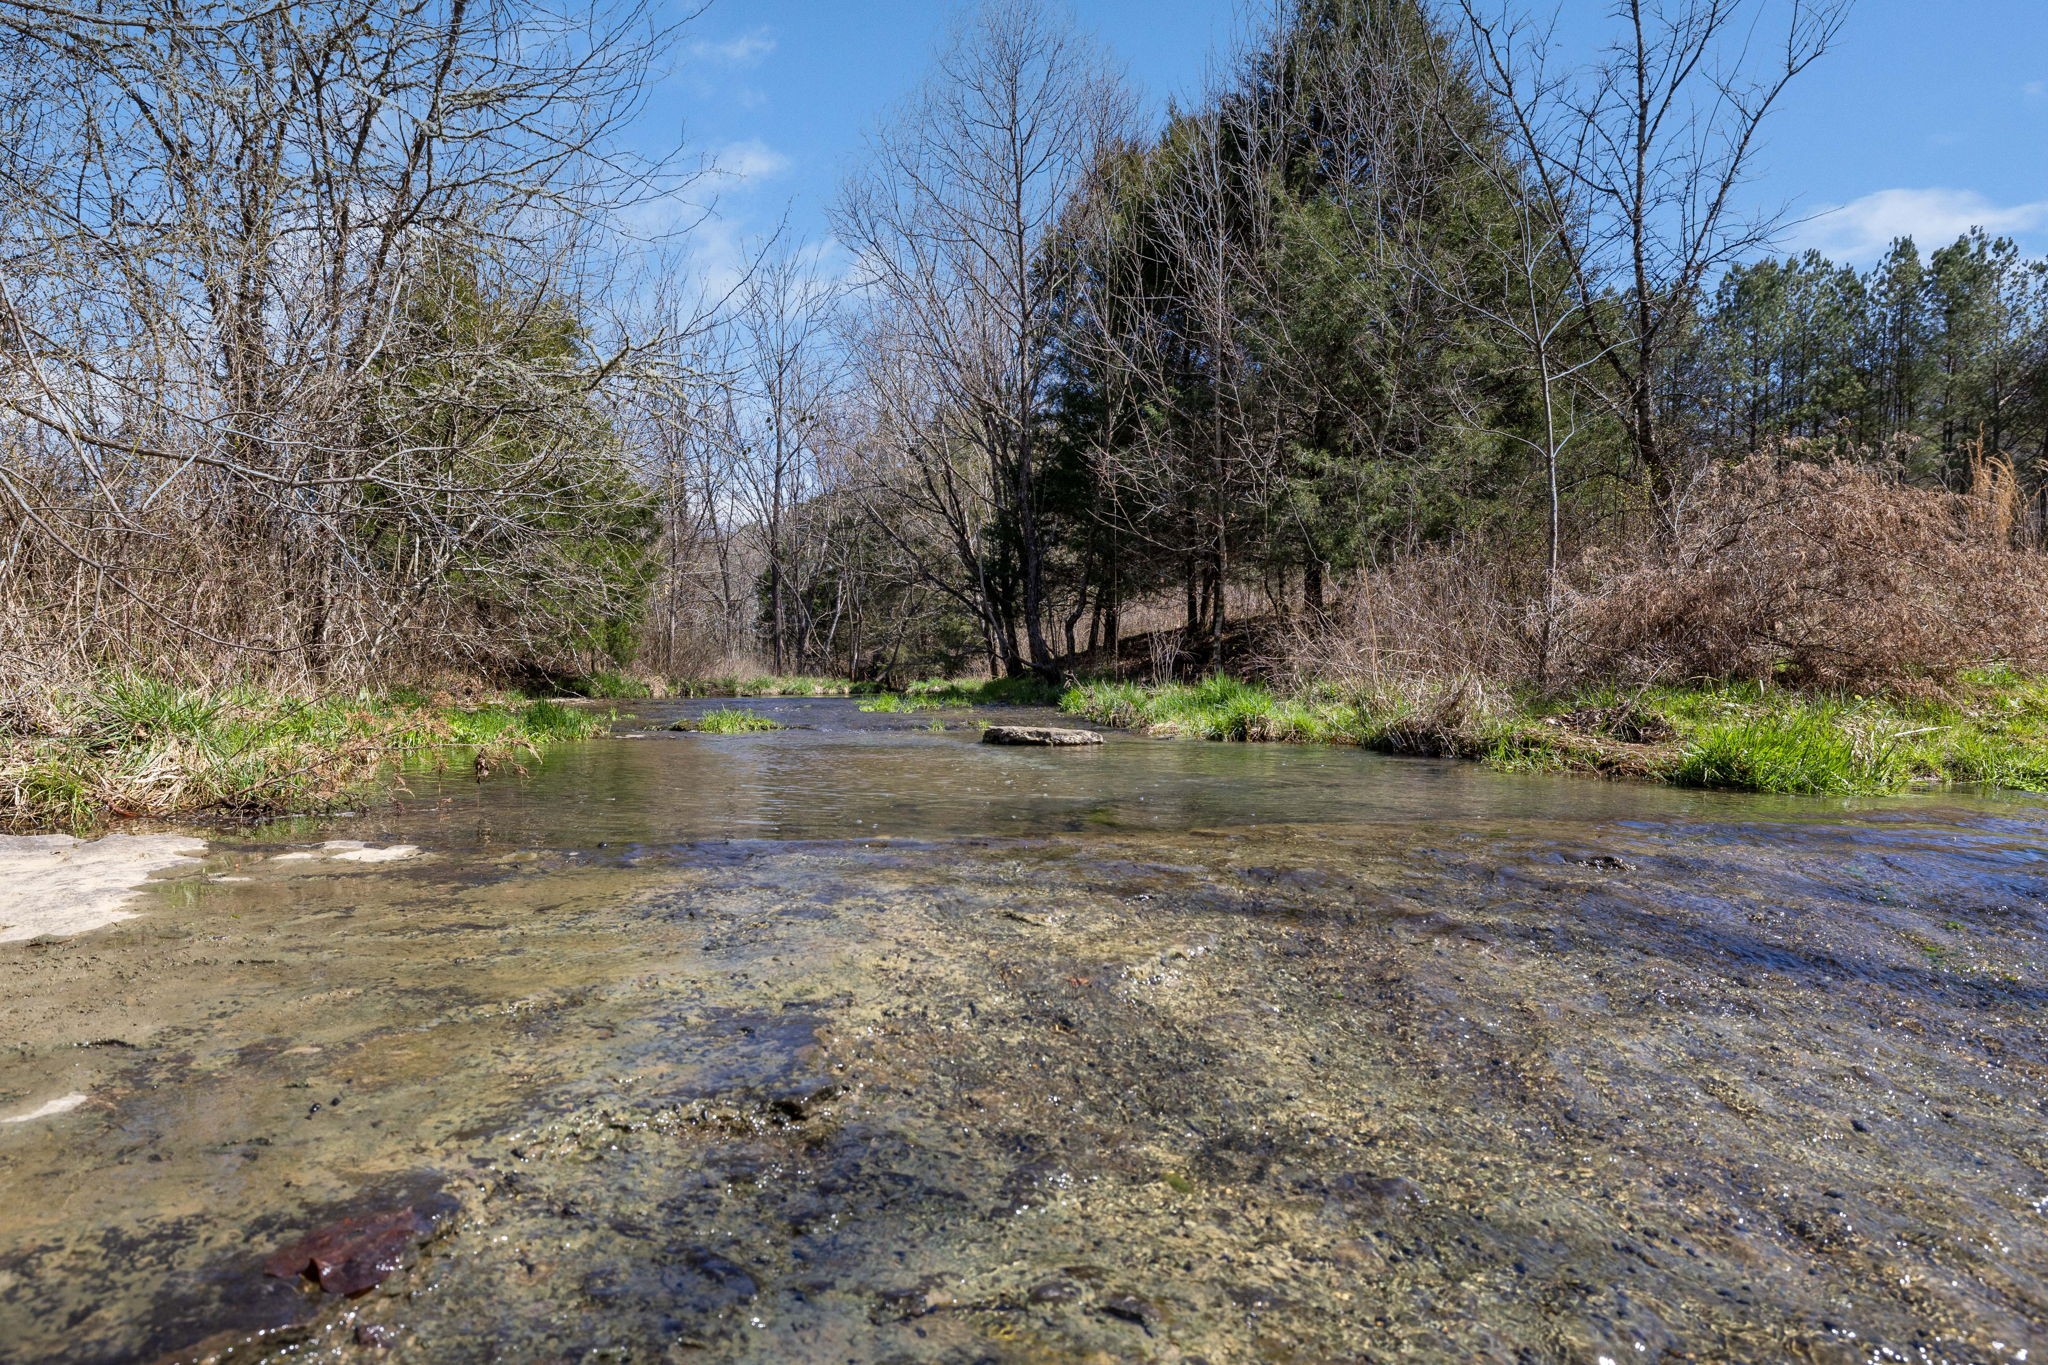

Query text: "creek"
[1, 697, 2044, 1362]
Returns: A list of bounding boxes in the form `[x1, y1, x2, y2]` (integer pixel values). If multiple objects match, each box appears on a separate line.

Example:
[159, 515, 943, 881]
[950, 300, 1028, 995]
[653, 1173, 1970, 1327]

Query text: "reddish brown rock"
[262, 1199, 452, 1296]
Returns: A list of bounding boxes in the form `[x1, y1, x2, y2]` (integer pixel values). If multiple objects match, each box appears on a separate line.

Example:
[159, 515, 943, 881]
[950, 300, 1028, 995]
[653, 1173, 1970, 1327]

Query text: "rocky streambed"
[1, 698, 2044, 1362]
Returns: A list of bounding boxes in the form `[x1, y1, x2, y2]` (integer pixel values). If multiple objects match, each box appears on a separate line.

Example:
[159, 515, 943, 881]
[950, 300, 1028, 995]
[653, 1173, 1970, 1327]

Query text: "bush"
[1566, 453, 2048, 691]
[1284, 540, 1542, 689]
[1286, 451, 2048, 701]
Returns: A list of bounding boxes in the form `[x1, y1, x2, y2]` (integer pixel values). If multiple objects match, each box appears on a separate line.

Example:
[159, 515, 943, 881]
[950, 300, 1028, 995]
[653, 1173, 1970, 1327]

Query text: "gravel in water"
[0, 700, 2042, 1362]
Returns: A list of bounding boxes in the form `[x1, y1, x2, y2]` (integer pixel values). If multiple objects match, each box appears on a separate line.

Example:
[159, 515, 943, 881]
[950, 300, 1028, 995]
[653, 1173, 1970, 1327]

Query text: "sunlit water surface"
[1, 699, 2044, 1363]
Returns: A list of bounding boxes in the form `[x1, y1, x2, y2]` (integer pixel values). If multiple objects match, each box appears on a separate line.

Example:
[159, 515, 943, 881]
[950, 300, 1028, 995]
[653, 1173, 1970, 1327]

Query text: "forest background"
[3, 0, 2047, 819]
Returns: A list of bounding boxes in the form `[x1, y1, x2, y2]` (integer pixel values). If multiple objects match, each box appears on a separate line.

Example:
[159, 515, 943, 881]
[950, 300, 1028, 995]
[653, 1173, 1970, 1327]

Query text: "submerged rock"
[1100, 1291, 1161, 1329]
[268, 841, 421, 865]
[0, 1092, 89, 1124]
[1328, 1172, 1428, 1214]
[981, 725, 1103, 747]
[1027, 1278, 1084, 1304]
[262, 1196, 457, 1296]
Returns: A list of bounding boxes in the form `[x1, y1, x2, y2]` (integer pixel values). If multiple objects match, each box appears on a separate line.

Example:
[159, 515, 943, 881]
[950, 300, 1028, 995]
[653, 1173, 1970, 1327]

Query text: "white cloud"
[675, 220, 849, 306]
[1791, 187, 2048, 261]
[2025, 79, 2047, 101]
[716, 139, 791, 186]
[688, 28, 776, 68]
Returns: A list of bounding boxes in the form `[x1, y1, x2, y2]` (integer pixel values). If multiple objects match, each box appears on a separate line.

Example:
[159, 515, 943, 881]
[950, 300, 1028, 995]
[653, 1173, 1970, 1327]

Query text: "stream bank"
[1055, 671, 2048, 796]
[0, 678, 604, 835]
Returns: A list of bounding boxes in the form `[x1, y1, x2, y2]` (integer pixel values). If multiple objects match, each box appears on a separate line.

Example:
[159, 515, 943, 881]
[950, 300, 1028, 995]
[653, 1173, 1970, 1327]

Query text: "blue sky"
[652, 0, 2048, 277]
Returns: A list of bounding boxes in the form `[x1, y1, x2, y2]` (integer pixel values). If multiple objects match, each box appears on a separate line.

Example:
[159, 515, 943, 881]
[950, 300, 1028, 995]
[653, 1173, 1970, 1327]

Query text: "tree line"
[1696, 235, 2047, 471]
[4, 0, 2042, 692]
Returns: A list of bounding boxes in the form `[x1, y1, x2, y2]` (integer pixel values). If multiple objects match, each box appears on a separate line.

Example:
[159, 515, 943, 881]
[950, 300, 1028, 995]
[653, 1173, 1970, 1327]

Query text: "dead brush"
[1552, 698, 1676, 745]
[1561, 451, 2048, 691]
[1280, 541, 1542, 693]
[1966, 437, 2022, 545]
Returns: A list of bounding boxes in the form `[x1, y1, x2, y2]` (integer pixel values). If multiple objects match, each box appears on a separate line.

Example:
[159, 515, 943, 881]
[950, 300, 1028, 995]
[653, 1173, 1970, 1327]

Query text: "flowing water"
[1, 698, 2045, 1364]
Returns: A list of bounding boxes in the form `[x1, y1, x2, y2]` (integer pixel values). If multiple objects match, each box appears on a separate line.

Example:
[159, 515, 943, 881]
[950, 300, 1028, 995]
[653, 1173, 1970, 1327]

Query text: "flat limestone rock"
[0, 834, 206, 943]
[981, 725, 1103, 747]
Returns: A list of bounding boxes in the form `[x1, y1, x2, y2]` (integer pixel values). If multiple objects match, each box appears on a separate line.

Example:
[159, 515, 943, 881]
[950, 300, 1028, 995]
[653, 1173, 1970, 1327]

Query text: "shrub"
[1286, 451, 2048, 701]
[1566, 453, 2048, 692]
[1283, 540, 1542, 689]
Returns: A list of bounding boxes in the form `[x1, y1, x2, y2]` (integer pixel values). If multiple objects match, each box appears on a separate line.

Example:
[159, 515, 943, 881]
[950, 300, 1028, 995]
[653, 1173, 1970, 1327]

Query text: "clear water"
[1, 699, 2044, 1362]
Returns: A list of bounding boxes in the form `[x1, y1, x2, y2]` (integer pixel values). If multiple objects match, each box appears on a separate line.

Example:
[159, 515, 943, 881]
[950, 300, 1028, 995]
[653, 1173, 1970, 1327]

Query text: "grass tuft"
[678, 675, 882, 699]
[677, 708, 784, 734]
[1671, 706, 1911, 795]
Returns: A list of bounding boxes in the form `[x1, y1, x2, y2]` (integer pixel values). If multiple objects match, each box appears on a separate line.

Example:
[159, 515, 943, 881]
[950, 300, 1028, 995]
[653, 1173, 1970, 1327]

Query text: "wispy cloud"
[716, 139, 791, 186]
[688, 28, 776, 69]
[1790, 187, 2048, 260]
[2025, 79, 2047, 101]
[668, 217, 851, 305]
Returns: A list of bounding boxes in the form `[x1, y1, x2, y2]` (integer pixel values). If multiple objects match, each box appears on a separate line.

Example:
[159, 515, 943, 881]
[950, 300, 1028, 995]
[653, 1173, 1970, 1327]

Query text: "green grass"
[1059, 675, 1493, 751]
[858, 675, 1064, 712]
[1058, 671, 2048, 798]
[1059, 676, 1351, 742]
[677, 674, 881, 699]
[856, 692, 926, 714]
[1646, 675, 2048, 795]
[678, 672, 1061, 707]
[676, 708, 784, 734]
[905, 676, 1062, 705]
[1669, 705, 1913, 795]
[1, 676, 607, 835]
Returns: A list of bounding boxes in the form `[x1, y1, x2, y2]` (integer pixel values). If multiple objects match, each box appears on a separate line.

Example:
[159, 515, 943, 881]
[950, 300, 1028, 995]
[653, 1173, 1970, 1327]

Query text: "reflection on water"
[345, 696, 1936, 848]
[0, 699, 2043, 1362]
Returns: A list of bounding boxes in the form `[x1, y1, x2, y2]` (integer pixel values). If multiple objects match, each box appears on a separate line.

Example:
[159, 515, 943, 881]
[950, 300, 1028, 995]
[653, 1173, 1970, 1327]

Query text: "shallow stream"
[2, 698, 2045, 1363]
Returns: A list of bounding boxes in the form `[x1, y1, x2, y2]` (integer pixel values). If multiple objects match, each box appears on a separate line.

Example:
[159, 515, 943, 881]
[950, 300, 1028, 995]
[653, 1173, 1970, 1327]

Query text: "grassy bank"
[1057, 673, 2048, 797]
[857, 676, 1063, 712]
[677, 675, 879, 699]
[1, 676, 605, 835]
[668, 674, 1066, 706]
[544, 671, 876, 700]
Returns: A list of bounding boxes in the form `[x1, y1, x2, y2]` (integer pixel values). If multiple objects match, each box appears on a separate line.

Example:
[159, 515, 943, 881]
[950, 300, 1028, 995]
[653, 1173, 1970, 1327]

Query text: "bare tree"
[0, 0, 707, 681]
[728, 250, 846, 673]
[834, 0, 1131, 678]
[1413, 135, 1608, 686]
[1448, 0, 1851, 524]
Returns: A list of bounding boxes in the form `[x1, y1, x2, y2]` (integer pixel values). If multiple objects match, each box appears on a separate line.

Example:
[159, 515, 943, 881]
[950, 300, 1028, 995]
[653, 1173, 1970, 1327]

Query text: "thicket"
[0, 0, 693, 695]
